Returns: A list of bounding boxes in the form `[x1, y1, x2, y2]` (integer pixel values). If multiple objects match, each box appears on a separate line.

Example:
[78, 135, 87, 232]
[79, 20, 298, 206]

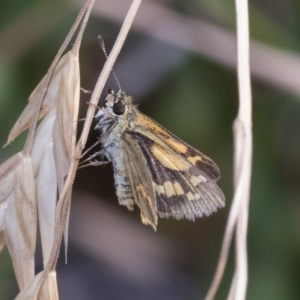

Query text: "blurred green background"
[0, 0, 300, 299]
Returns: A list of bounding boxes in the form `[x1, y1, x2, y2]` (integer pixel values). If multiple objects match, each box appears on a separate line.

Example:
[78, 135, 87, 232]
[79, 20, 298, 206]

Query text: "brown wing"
[120, 108, 225, 226]
[134, 111, 221, 181]
[123, 130, 225, 221]
[122, 137, 158, 230]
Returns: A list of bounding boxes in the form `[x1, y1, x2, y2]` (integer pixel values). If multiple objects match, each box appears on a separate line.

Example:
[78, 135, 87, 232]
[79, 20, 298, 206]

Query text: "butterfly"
[90, 89, 225, 230]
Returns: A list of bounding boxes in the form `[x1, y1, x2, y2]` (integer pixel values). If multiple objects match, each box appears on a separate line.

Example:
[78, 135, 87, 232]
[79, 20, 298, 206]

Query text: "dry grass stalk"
[31, 1, 142, 299]
[0, 0, 141, 299]
[0, 0, 93, 299]
[42, 0, 142, 272]
[205, 0, 252, 299]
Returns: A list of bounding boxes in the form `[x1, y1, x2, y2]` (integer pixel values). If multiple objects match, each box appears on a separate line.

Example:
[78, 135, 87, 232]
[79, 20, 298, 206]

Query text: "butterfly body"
[94, 90, 225, 230]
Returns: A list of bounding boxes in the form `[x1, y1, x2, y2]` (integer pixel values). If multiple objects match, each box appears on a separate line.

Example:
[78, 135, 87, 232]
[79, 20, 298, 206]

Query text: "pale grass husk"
[14, 271, 59, 300]
[0, 0, 141, 299]
[4, 155, 37, 290]
[0, 47, 80, 298]
[32, 111, 57, 266]
[0, 153, 23, 236]
[0, 11, 82, 300]
[19, 50, 79, 298]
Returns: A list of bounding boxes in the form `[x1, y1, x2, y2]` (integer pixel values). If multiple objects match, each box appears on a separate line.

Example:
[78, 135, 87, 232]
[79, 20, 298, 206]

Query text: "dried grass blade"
[15, 271, 44, 300]
[0, 2, 92, 300]
[14, 270, 58, 300]
[0, 152, 23, 187]
[6, 60, 63, 146]
[31, 112, 56, 176]
[52, 51, 80, 193]
[36, 143, 57, 266]
[56, 50, 80, 159]
[0, 199, 8, 239]
[0, 153, 24, 255]
[0, 153, 24, 231]
[39, 271, 59, 300]
[4, 156, 37, 290]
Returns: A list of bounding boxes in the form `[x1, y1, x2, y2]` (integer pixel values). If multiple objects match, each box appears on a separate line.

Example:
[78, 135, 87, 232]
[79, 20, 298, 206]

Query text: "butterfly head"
[94, 89, 133, 131]
[103, 89, 133, 117]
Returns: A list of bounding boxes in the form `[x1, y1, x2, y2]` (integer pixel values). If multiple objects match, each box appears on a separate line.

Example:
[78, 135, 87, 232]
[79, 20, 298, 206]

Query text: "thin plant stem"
[205, 0, 252, 298]
[230, 0, 252, 297]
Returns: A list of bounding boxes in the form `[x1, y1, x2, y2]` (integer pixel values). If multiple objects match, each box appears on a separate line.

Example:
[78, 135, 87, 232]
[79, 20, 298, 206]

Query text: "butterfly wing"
[134, 112, 221, 181]
[122, 137, 158, 230]
[123, 111, 225, 222]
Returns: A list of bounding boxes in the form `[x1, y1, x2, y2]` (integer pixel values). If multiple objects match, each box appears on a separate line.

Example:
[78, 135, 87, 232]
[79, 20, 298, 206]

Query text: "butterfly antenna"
[97, 35, 122, 92]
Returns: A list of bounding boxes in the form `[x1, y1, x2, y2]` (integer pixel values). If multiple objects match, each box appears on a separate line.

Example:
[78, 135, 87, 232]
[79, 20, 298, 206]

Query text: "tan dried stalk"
[205, 0, 252, 299]
[42, 0, 141, 268]
[13, 0, 142, 299]
[0, 1, 93, 299]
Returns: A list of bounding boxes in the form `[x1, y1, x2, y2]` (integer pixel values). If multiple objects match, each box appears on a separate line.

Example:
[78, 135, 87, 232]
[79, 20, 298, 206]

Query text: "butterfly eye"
[113, 101, 126, 115]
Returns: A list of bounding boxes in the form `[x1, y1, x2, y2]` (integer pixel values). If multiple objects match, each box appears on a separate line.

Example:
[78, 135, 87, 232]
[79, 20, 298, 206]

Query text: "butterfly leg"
[79, 149, 109, 168]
